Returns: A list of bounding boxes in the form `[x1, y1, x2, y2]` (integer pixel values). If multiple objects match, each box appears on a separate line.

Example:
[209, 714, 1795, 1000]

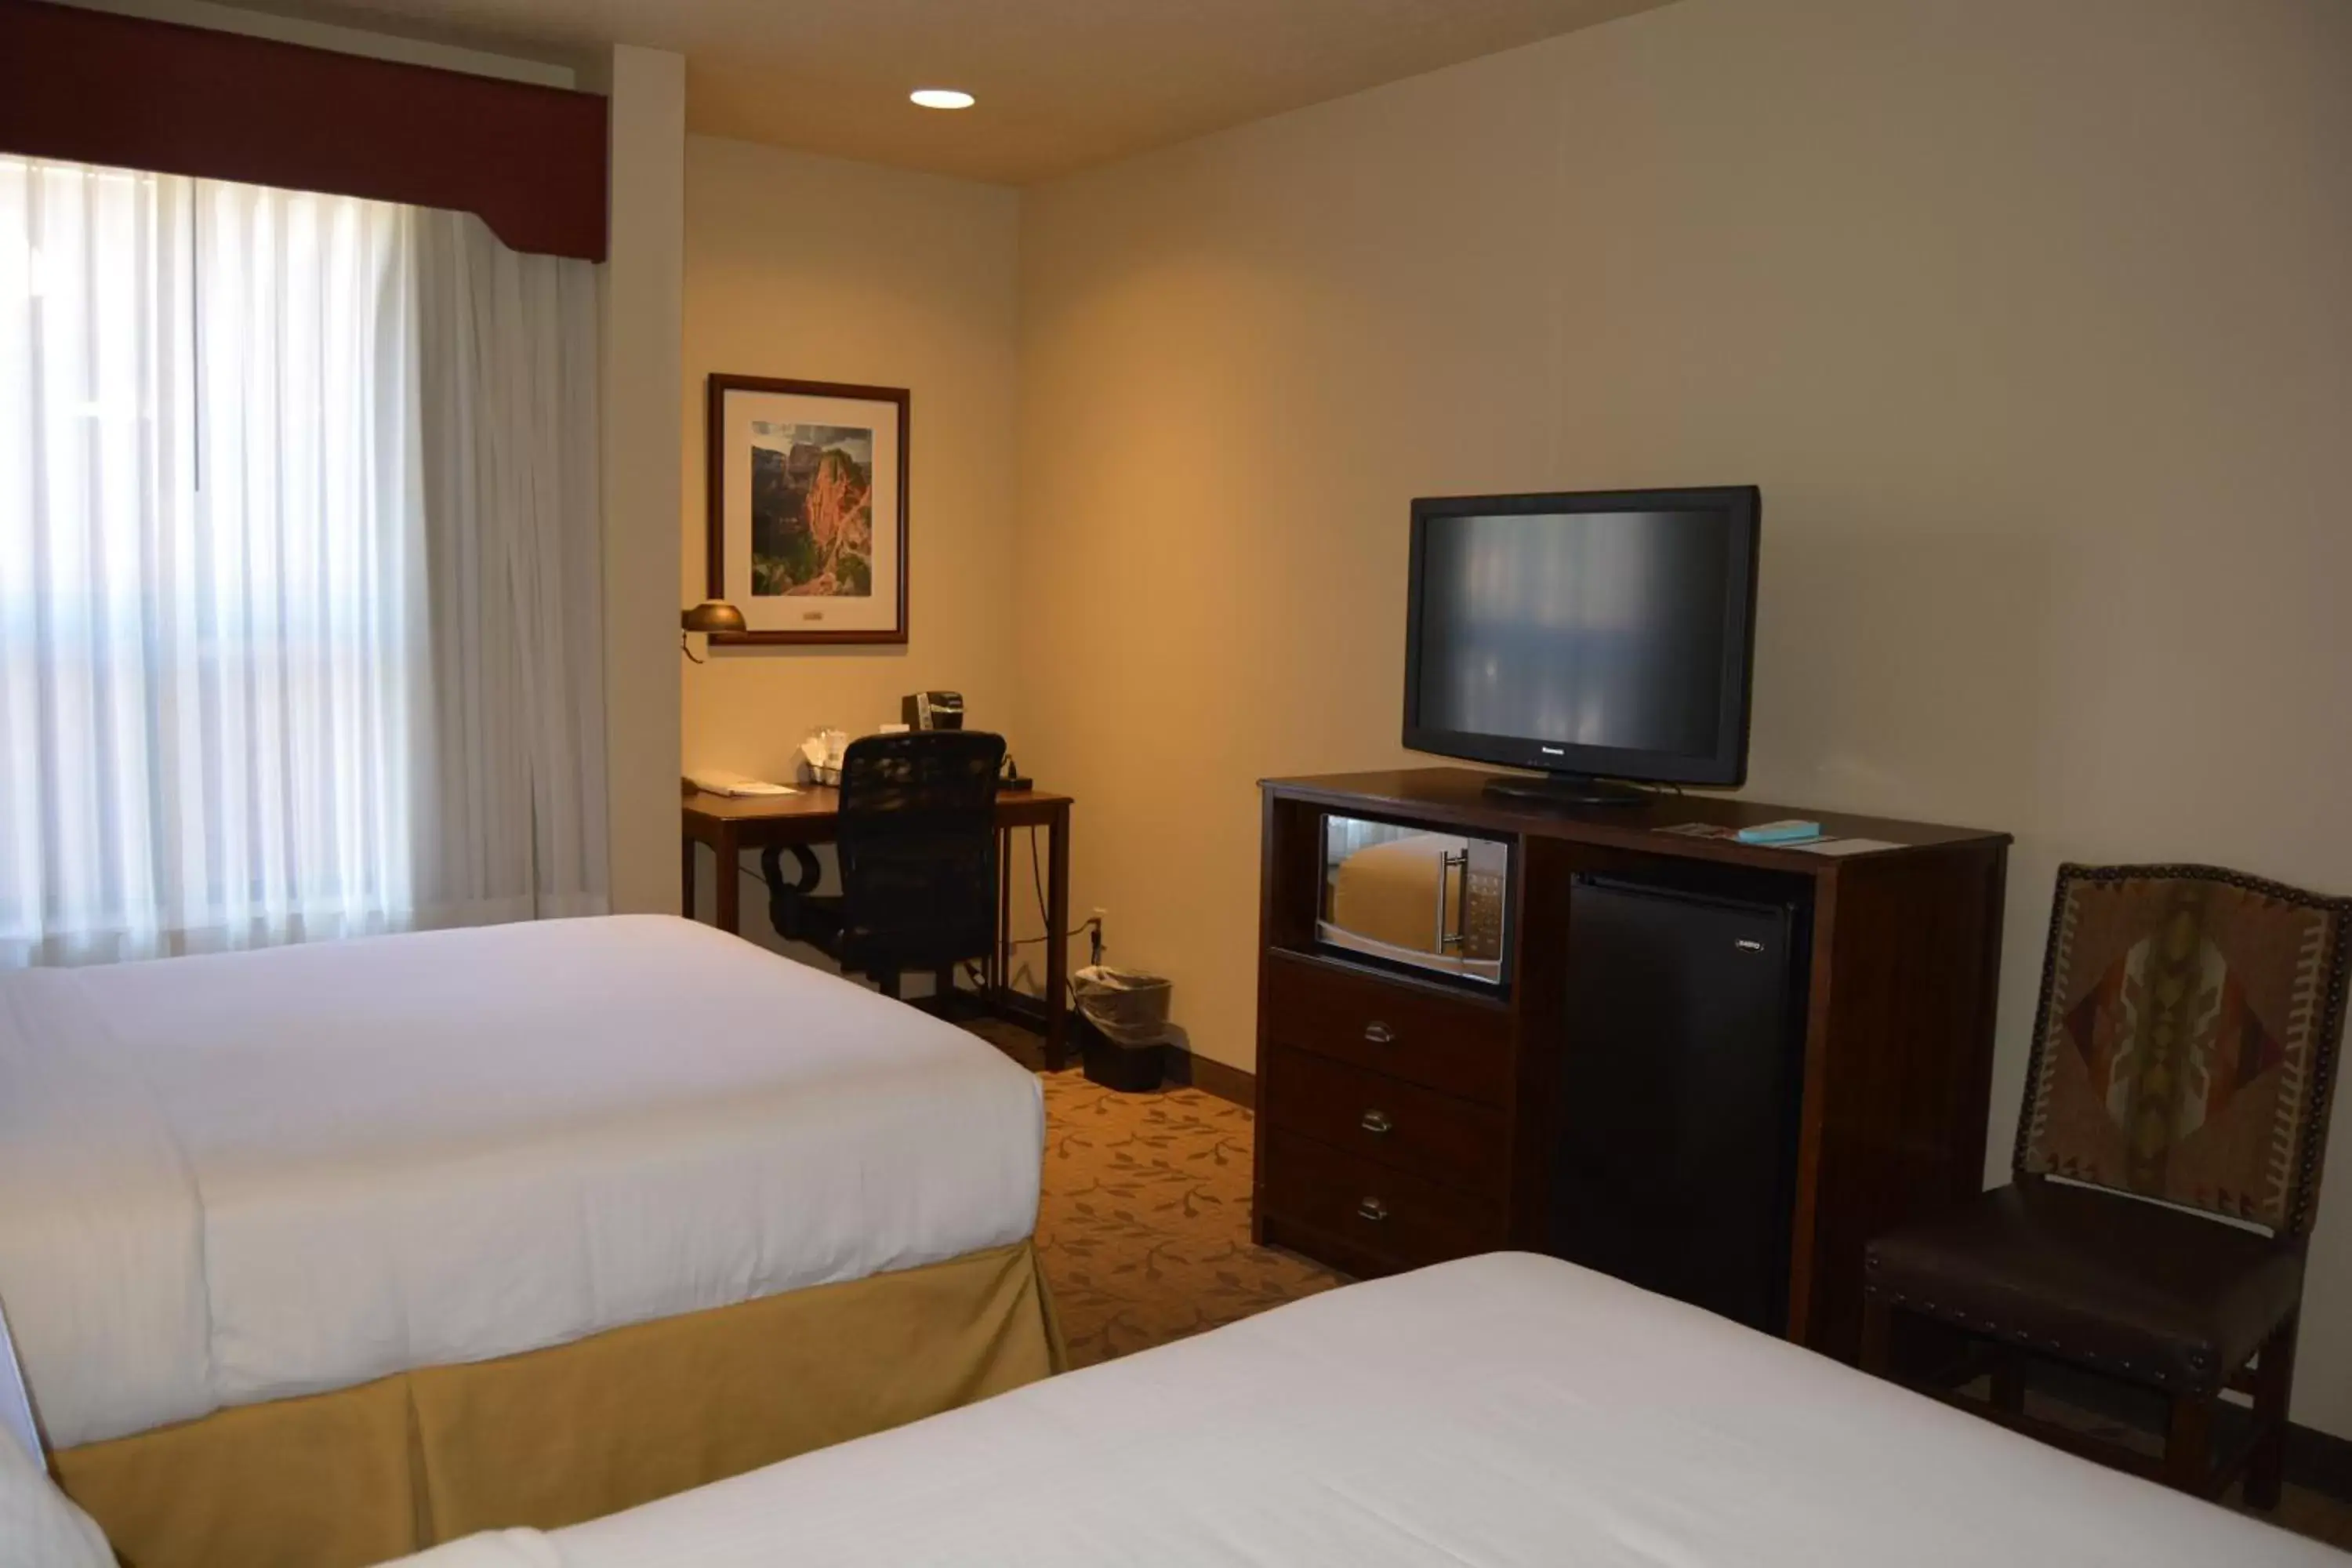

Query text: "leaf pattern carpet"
[1033, 1069, 1346, 1367]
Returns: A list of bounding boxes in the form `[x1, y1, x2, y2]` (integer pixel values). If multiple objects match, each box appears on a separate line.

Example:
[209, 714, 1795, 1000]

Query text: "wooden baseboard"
[2016, 1355, 2352, 1504]
[975, 999, 1257, 1107]
[1163, 1050, 1256, 1109]
[977, 985, 1050, 1031]
[2289, 1420, 2352, 1503]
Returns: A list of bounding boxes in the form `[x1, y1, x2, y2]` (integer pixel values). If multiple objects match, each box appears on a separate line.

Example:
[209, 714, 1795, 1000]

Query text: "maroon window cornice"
[0, 0, 608, 261]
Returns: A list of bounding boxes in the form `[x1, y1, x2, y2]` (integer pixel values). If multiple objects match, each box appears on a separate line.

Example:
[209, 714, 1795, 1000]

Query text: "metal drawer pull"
[1363, 1022, 1395, 1044]
[1357, 1196, 1389, 1222]
[1359, 1109, 1394, 1135]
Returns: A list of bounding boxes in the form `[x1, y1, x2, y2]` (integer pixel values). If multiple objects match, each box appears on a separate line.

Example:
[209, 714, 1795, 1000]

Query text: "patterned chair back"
[2015, 864, 2352, 1236]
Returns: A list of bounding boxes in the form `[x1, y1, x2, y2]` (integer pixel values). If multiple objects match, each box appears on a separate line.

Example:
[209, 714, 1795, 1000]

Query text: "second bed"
[397, 1250, 2338, 1568]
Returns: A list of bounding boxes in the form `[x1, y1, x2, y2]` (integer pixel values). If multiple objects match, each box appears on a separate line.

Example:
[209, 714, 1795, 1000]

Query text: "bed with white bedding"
[394, 1251, 2338, 1568]
[0, 915, 1052, 1566]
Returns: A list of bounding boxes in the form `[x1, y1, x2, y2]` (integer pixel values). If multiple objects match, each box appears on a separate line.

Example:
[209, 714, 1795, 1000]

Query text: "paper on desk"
[1787, 837, 1901, 857]
[685, 774, 797, 797]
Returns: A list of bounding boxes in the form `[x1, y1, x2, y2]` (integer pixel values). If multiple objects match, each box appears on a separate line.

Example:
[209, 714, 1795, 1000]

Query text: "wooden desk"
[681, 785, 1074, 1068]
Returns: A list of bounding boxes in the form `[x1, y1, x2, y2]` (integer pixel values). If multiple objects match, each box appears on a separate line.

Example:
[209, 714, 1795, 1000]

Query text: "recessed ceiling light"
[910, 88, 975, 111]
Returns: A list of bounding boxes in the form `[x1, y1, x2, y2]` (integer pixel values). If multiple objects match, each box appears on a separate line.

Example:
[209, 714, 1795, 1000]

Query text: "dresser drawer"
[1261, 1129, 1504, 1272]
[1261, 951, 1512, 1105]
[1261, 1045, 1509, 1201]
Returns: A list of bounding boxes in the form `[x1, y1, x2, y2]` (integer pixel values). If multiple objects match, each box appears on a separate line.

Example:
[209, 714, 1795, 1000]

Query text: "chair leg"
[2164, 1392, 2216, 1496]
[876, 969, 902, 1000]
[2245, 1314, 2299, 1511]
[935, 965, 957, 1006]
[1860, 1292, 1894, 1379]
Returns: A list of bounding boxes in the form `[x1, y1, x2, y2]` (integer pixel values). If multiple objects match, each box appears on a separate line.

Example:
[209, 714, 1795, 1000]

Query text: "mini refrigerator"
[1548, 874, 1808, 1334]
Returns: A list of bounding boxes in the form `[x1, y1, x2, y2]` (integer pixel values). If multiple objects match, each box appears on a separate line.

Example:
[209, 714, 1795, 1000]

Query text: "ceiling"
[230, 0, 1679, 184]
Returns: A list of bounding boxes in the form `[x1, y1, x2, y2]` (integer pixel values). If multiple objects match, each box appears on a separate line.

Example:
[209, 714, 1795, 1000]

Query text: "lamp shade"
[681, 599, 747, 635]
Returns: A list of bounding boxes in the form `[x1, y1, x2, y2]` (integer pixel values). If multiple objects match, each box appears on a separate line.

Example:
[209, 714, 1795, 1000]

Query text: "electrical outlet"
[1088, 907, 1106, 927]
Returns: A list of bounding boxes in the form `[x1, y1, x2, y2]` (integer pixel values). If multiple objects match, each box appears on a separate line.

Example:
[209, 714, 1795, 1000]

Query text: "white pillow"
[0, 1433, 113, 1568]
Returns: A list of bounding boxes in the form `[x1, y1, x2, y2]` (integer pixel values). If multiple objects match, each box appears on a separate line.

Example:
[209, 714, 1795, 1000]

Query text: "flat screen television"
[1403, 486, 1761, 805]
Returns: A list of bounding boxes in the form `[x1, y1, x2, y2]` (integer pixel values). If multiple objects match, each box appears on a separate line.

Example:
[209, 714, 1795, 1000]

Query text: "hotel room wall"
[678, 139, 1049, 984]
[1013, 0, 2352, 1430]
[602, 45, 689, 913]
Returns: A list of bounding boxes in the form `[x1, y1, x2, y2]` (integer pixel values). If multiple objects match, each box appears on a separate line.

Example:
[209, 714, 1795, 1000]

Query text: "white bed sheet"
[397, 1252, 2337, 1568]
[0, 916, 1043, 1450]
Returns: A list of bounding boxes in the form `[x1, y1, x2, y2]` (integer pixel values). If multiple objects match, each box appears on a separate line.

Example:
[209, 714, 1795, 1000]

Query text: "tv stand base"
[1481, 773, 1651, 808]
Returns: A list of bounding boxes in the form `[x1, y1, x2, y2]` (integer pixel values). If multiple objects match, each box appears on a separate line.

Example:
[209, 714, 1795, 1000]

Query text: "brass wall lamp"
[680, 599, 746, 662]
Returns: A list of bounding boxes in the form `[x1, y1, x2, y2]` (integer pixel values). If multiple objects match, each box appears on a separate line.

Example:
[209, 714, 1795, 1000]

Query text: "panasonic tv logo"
[1540, 746, 1566, 757]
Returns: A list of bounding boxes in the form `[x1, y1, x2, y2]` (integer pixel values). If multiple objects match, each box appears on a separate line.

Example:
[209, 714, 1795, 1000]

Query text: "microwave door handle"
[1432, 851, 1446, 953]
[1438, 848, 1468, 952]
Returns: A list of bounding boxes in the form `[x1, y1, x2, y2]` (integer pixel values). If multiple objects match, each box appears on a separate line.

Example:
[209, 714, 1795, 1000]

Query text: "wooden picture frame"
[704, 374, 910, 645]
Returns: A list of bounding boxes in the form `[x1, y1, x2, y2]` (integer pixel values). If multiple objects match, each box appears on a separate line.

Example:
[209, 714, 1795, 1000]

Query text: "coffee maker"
[902, 691, 964, 730]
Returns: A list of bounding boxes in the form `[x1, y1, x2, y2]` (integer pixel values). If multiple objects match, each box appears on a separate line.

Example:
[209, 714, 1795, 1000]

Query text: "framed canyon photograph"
[705, 375, 909, 644]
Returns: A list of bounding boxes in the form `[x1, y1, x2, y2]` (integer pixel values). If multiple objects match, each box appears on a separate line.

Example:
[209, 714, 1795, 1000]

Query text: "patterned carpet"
[1035, 1069, 1345, 1366]
[956, 1016, 1343, 1366]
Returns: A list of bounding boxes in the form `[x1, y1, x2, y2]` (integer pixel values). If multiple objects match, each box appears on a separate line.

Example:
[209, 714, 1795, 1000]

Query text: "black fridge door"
[1550, 876, 1804, 1332]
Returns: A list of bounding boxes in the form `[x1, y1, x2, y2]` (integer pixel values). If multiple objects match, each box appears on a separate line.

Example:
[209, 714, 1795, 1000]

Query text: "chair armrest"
[760, 844, 822, 896]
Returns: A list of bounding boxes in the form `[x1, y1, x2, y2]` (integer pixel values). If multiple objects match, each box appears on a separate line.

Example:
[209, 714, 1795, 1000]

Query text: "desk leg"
[714, 825, 742, 935]
[1045, 804, 1071, 1070]
[681, 837, 697, 920]
[996, 827, 1012, 994]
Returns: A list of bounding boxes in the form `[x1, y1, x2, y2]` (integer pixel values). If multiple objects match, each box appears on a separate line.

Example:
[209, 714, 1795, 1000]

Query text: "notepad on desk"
[684, 769, 797, 797]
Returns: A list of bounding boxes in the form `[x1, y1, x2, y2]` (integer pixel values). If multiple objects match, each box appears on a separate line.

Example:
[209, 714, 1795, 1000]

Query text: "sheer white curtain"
[0, 158, 605, 967]
[411, 209, 607, 924]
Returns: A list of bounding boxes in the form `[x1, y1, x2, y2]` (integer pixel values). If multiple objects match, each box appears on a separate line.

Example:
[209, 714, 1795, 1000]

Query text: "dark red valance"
[0, 0, 607, 261]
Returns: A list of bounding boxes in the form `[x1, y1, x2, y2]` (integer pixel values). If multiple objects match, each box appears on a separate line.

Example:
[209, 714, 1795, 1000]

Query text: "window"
[1, 157, 419, 964]
[2, 155, 607, 970]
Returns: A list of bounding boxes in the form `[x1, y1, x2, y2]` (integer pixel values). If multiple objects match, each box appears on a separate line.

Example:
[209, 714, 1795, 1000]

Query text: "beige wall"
[678, 138, 1044, 975]
[601, 45, 688, 913]
[678, 138, 1023, 775]
[1014, 0, 2352, 1430]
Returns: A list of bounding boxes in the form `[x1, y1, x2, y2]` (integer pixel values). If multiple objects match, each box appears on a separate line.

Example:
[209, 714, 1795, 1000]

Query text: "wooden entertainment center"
[1253, 768, 2011, 1363]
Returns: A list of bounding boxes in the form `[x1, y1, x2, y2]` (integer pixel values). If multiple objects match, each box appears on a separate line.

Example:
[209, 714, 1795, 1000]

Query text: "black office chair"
[761, 730, 1005, 1001]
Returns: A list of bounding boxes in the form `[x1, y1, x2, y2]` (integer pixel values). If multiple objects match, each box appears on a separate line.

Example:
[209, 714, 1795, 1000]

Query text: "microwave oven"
[1315, 813, 1509, 986]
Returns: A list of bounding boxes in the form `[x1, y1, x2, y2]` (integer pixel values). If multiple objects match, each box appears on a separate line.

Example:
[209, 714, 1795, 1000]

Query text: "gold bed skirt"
[54, 1240, 1063, 1568]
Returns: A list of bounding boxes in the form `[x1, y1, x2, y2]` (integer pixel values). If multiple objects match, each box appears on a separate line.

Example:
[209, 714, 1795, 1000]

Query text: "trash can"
[1073, 965, 1172, 1093]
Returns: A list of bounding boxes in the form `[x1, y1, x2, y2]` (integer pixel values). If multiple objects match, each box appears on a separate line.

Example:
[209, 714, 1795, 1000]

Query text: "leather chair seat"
[1864, 1181, 2303, 1396]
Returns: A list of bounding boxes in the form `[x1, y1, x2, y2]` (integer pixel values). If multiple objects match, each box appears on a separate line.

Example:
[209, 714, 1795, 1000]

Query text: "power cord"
[1018, 826, 1105, 966]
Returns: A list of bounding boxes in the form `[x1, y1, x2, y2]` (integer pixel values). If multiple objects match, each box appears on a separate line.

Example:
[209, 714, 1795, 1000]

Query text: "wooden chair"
[1862, 863, 2350, 1506]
